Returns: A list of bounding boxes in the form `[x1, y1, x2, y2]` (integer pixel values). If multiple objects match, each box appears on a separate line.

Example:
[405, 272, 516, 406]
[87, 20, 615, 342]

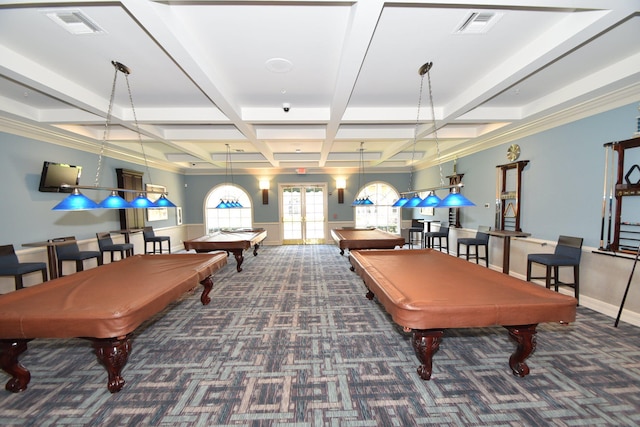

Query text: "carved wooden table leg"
[200, 275, 213, 305]
[91, 336, 132, 393]
[411, 329, 444, 380]
[365, 288, 375, 300]
[505, 324, 538, 377]
[0, 339, 32, 393]
[340, 248, 345, 256]
[253, 243, 260, 256]
[231, 249, 244, 272]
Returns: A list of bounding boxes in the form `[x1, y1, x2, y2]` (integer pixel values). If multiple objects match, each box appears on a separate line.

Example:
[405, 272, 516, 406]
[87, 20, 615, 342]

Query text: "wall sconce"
[259, 180, 270, 204]
[336, 178, 346, 204]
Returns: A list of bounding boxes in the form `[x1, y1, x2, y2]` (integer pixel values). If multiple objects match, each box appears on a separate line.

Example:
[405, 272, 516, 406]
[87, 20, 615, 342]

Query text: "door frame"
[278, 182, 328, 244]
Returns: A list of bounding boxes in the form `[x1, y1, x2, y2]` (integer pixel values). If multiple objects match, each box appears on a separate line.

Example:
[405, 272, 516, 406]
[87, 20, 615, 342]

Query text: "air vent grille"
[42, 9, 105, 35]
[455, 11, 503, 34]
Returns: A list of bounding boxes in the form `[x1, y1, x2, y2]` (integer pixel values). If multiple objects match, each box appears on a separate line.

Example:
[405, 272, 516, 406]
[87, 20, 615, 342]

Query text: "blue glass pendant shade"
[130, 193, 157, 208]
[154, 194, 177, 208]
[436, 192, 475, 207]
[417, 191, 441, 208]
[52, 189, 99, 211]
[392, 197, 408, 207]
[403, 194, 424, 208]
[98, 191, 132, 209]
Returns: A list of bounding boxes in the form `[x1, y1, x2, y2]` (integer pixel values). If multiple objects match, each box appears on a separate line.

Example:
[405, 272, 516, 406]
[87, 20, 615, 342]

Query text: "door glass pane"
[283, 187, 303, 241]
[305, 186, 325, 242]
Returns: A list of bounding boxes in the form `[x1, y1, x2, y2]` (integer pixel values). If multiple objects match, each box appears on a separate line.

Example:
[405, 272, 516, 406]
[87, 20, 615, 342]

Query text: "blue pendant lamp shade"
[403, 193, 424, 208]
[98, 191, 131, 209]
[392, 197, 408, 207]
[52, 188, 99, 211]
[417, 191, 441, 208]
[154, 194, 177, 208]
[130, 193, 156, 208]
[436, 189, 475, 207]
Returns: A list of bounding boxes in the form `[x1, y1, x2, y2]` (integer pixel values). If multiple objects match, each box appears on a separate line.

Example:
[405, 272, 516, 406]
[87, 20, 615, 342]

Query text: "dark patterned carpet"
[1, 244, 639, 426]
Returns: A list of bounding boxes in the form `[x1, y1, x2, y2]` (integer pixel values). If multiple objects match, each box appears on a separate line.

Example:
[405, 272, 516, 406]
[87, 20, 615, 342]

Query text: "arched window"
[205, 184, 252, 233]
[354, 181, 402, 234]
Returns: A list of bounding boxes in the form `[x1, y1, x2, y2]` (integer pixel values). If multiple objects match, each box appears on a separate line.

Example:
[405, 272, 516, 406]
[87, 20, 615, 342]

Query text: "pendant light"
[352, 142, 373, 206]
[53, 61, 176, 211]
[215, 144, 243, 209]
[395, 62, 474, 209]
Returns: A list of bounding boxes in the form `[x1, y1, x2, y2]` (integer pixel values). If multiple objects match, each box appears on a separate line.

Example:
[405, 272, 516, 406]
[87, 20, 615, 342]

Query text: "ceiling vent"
[455, 11, 503, 34]
[43, 9, 105, 35]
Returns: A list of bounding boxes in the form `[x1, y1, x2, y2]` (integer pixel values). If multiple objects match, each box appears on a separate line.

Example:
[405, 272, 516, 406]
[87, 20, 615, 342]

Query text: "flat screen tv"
[38, 161, 82, 193]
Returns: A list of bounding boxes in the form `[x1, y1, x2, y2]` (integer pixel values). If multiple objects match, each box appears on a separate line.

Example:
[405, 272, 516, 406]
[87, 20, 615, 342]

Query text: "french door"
[280, 183, 327, 244]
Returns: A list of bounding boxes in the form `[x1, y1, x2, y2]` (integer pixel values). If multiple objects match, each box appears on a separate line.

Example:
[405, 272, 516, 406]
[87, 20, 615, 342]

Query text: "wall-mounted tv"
[38, 161, 82, 193]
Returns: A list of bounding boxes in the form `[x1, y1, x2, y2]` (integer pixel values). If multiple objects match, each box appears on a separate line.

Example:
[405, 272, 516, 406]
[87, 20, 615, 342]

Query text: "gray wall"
[0, 133, 184, 246]
[411, 102, 639, 248]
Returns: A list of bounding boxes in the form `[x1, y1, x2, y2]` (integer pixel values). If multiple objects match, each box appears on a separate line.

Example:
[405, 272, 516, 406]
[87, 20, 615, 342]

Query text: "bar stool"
[143, 227, 171, 254]
[0, 244, 48, 290]
[407, 220, 424, 249]
[527, 235, 583, 304]
[424, 223, 449, 254]
[457, 226, 491, 267]
[52, 236, 102, 276]
[96, 232, 134, 263]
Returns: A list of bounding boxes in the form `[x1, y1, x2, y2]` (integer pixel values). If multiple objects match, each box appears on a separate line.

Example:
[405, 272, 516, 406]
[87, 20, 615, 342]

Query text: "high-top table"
[488, 230, 531, 274]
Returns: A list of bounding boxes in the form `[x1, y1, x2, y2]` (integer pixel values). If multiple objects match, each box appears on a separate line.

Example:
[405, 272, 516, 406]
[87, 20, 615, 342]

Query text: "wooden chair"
[424, 223, 449, 254]
[527, 235, 583, 304]
[457, 226, 491, 267]
[52, 237, 102, 276]
[96, 232, 134, 263]
[0, 244, 48, 291]
[143, 227, 171, 254]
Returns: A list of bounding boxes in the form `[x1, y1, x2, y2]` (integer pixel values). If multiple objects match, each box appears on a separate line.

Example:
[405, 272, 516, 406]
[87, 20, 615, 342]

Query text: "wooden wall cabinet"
[116, 168, 144, 230]
[495, 160, 529, 232]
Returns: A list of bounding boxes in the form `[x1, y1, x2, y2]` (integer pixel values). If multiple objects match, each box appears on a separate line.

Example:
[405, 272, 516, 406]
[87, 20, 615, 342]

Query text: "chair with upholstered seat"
[424, 222, 449, 254]
[527, 235, 583, 304]
[457, 226, 491, 266]
[143, 227, 171, 254]
[406, 219, 424, 249]
[96, 232, 134, 263]
[0, 244, 48, 291]
[52, 236, 102, 276]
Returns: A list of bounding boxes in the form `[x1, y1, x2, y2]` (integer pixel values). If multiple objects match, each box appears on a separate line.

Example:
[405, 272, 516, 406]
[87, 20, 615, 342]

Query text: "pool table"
[183, 228, 267, 272]
[349, 249, 577, 380]
[0, 253, 227, 393]
[330, 228, 405, 256]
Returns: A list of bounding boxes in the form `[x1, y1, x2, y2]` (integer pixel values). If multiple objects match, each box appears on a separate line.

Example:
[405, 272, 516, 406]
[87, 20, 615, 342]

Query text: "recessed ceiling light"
[265, 58, 294, 73]
[42, 9, 105, 35]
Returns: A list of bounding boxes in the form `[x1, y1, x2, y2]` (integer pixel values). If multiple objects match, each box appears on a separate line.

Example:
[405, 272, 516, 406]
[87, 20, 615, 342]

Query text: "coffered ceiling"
[1, 0, 638, 175]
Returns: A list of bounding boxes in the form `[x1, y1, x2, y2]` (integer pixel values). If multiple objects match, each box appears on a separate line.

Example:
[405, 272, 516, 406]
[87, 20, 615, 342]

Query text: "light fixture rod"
[398, 183, 464, 195]
[60, 184, 169, 195]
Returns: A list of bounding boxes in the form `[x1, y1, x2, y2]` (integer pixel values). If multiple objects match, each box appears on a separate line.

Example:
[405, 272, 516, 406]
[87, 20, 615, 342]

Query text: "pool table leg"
[411, 329, 444, 380]
[91, 335, 132, 393]
[505, 324, 538, 377]
[253, 243, 260, 256]
[231, 249, 245, 272]
[200, 275, 213, 305]
[0, 339, 32, 393]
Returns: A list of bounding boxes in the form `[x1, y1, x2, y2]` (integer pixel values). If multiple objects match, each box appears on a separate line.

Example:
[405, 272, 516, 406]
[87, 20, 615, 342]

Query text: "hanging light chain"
[409, 65, 427, 193]
[94, 63, 119, 187]
[123, 70, 152, 187]
[425, 64, 445, 186]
